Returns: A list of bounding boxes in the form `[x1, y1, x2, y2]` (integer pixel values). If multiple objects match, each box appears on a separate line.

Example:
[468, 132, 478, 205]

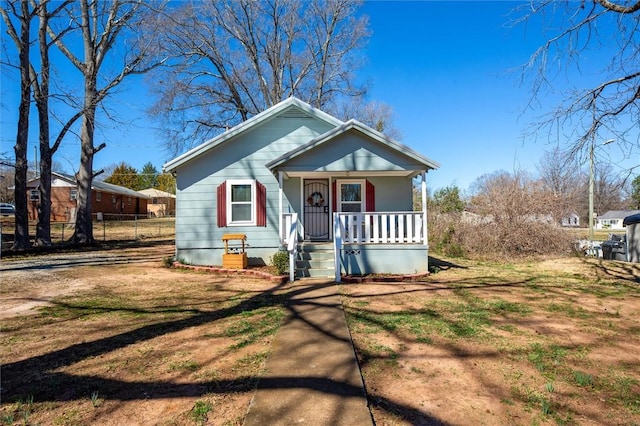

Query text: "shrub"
[429, 212, 575, 261]
[270, 250, 289, 275]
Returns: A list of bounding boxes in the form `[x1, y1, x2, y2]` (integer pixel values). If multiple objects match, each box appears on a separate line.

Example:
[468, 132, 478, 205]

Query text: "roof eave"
[163, 97, 343, 173]
[267, 119, 440, 172]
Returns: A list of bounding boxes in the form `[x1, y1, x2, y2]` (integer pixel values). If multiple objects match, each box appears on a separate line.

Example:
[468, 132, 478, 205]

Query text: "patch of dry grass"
[342, 256, 640, 425]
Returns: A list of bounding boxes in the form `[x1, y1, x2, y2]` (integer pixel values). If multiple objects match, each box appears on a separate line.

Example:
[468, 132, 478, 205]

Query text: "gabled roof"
[138, 188, 176, 199]
[266, 119, 440, 171]
[598, 210, 640, 220]
[29, 172, 150, 199]
[163, 97, 344, 173]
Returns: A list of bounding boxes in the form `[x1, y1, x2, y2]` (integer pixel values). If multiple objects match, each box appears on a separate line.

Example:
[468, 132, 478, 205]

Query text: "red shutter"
[366, 180, 375, 212]
[217, 181, 227, 227]
[256, 181, 267, 227]
[332, 180, 337, 213]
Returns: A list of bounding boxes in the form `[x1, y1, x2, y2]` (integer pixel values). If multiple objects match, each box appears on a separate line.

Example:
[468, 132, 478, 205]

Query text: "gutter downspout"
[279, 171, 283, 244]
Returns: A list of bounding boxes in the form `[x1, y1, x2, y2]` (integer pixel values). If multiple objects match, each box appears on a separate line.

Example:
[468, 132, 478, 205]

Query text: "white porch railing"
[333, 212, 425, 282]
[334, 212, 425, 244]
[282, 213, 299, 282]
[283, 212, 425, 282]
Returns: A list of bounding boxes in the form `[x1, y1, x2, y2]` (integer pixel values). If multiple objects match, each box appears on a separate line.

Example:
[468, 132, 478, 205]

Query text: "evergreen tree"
[139, 162, 159, 189]
[105, 162, 140, 190]
[431, 186, 465, 213]
[156, 173, 176, 194]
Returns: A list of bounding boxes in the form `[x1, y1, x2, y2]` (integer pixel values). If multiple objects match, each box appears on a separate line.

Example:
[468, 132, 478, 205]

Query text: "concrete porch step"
[296, 242, 335, 279]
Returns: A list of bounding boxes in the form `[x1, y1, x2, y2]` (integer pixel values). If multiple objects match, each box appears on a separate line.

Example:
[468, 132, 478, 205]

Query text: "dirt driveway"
[0, 241, 175, 319]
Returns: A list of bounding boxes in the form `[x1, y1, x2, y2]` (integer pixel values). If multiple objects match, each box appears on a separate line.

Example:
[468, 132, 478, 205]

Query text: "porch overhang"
[275, 170, 419, 179]
[265, 119, 439, 178]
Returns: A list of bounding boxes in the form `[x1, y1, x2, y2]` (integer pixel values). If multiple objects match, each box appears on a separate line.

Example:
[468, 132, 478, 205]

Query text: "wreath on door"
[307, 191, 324, 207]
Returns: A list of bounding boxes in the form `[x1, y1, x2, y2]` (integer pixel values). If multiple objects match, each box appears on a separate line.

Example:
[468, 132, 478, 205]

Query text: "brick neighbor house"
[27, 172, 150, 222]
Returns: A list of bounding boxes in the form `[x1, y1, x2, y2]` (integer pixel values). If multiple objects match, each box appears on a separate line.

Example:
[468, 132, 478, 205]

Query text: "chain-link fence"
[1, 215, 175, 249]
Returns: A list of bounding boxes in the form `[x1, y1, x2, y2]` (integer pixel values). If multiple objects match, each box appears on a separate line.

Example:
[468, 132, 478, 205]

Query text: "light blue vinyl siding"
[364, 176, 413, 211]
[174, 115, 334, 265]
[276, 131, 428, 173]
[340, 244, 428, 274]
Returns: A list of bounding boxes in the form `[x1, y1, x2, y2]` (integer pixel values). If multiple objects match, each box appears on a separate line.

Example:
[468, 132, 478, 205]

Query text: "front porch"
[282, 210, 429, 282]
[267, 119, 438, 281]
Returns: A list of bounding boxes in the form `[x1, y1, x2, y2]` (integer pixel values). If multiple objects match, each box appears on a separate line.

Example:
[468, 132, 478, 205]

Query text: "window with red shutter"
[217, 181, 227, 227]
[335, 179, 375, 212]
[366, 180, 375, 211]
[217, 179, 267, 227]
[256, 181, 267, 227]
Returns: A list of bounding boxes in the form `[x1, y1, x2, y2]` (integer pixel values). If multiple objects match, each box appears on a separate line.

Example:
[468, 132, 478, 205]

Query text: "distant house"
[27, 172, 149, 222]
[561, 213, 580, 227]
[596, 210, 640, 231]
[138, 188, 176, 217]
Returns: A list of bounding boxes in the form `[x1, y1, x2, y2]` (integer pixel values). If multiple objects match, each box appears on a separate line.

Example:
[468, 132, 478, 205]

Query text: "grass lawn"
[0, 243, 286, 426]
[1, 243, 639, 425]
[341, 256, 640, 425]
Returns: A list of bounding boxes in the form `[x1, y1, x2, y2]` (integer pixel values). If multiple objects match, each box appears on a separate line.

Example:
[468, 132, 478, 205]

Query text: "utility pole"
[588, 138, 614, 248]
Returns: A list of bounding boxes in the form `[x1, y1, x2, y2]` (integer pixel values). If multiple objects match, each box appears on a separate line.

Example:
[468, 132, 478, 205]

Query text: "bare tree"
[3, 0, 76, 247]
[537, 146, 582, 220]
[149, 0, 370, 155]
[517, 1, 640, 165]
[49, 0, 164, 243]
[29, 0, 81, 246]
[0, 0, 33, 250]
[335, 97, 402, 140]
[590, 162, 626, 218]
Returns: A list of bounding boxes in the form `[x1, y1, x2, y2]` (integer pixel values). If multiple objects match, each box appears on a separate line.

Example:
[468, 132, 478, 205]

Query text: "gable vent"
[281, 107, 310, 119]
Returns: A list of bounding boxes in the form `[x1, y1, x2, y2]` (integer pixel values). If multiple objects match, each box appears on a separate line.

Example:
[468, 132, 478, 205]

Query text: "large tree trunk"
[12, 0, 31, 250]
[35, 146, 52, 246]
[72, 101, 96, 244]
[33, 0, 53, 246]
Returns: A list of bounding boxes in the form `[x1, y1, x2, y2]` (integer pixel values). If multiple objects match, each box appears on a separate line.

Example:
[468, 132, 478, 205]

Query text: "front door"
[303, 179, 329, 241]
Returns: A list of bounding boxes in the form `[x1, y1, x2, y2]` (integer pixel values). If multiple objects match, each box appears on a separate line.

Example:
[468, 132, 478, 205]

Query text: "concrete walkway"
[244, 281, 373, 426]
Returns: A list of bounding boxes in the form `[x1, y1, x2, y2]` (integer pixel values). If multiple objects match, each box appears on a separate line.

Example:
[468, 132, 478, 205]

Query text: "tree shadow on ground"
[1, 273, 449, 425]
[428, 255, 467, 271]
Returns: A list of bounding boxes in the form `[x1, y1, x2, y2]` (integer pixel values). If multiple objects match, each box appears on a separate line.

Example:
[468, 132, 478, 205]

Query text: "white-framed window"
[112, 194, 117, 204]
[96, 192, 101, 202]
[128, 196, 132, 205]
[226, 179, 256, 226]
[70, 189, 78, 201]
[337, 180, 365, 212]
[30, 189, 40, 201]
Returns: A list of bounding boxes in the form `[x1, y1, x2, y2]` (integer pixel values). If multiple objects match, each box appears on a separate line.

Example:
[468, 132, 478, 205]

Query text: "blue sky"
[1, 1, 633, 192]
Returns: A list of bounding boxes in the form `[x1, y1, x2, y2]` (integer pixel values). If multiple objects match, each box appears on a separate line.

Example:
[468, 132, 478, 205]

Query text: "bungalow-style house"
[163, 97, 439, 280]
[27, 172, 149, 222]
[138, 188, 176, 217]
[596, 210, 640, 231]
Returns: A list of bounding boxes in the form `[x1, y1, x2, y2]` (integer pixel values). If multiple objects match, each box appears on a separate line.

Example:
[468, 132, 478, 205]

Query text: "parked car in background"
[0, 203, 16, 216]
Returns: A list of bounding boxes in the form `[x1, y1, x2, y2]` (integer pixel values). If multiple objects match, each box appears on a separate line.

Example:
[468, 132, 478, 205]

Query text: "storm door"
[303, 179, 330, 241]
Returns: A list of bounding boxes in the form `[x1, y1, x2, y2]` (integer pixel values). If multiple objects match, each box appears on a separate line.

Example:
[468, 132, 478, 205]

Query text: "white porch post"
[279, 171, 284, 244]
[421, 171, 428, 246]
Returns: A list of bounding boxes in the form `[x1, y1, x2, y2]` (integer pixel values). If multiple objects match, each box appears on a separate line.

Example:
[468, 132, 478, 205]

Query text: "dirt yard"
[1, 242, 639, 425]
[341, 257, 640, 426]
